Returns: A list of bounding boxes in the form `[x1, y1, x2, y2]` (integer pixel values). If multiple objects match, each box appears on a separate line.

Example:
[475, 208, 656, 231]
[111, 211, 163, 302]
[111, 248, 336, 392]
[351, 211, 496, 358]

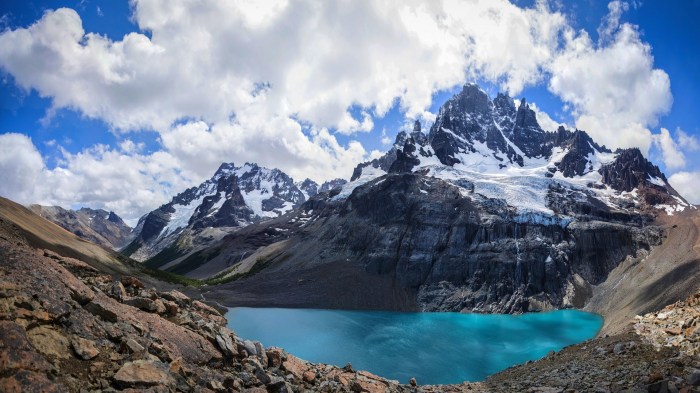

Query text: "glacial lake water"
[226, 308, 602, 385]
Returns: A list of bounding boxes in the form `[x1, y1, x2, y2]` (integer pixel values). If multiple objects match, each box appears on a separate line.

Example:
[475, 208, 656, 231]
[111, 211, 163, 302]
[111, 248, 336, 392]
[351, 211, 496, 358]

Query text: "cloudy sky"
[1, 0, 699, 224]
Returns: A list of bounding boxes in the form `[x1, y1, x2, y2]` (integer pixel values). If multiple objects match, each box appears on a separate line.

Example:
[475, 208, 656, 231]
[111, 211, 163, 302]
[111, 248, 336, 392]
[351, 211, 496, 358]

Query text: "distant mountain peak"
[124, 162, 348, 262]
[347, 82, 689, 217]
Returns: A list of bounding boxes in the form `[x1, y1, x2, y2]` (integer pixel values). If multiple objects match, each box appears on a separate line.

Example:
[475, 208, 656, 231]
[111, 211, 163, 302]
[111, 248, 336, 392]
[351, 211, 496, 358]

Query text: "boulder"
[192, 300, 221, 316]
[71, 337, 99, 360]
[110, 282, 127, 302]
[160, 290, 191, 306]
[113, 360, 173, 388]
[266, 348, 283, 369]
[120, 276, 145, 290]
[162, 300, 179, 316]
[282, 355, 308, 380]
[26, 326, 71, 359]
[302, 370, 316, 383]
[84, 299, 119, 323]
[125, 297, 158, 312]
[0, 321, 53, 372]
[686, 369, 700, 386]
[120, 338, 145, 356]
[215, 328, 237, 358]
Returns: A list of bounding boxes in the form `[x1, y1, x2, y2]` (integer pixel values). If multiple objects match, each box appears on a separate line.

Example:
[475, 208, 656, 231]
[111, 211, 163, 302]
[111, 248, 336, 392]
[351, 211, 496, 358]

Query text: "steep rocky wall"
[211, 173, 662, 314]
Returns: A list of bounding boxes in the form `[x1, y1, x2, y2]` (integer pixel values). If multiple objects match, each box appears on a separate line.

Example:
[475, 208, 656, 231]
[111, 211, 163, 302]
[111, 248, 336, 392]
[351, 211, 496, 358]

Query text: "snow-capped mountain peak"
[124, 162, 336, 261]
[346, 83, 689, 223]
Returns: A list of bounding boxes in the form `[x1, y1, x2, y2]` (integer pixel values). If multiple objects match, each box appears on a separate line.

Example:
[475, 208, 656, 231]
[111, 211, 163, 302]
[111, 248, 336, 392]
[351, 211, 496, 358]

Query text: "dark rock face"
[124, 162, 311, 261]
[29, 205, 134, 250]
[554, 130, 609, 177]
[511, 99, 549, 158]
[319, 178, 347, 193]
[351, 140, 403, 181]
[429, 83, 522, 166]
[212, 173, 662, 313]
[599, 148, 684, 206]
[388, 138, 421, 174]
[600, 148, 666, 192]
[298, 178, 319, 198]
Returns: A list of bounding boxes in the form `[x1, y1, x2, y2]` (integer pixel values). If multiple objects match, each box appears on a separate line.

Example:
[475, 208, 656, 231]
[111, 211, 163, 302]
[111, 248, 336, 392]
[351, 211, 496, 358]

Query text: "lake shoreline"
[225, 307, 603, 384]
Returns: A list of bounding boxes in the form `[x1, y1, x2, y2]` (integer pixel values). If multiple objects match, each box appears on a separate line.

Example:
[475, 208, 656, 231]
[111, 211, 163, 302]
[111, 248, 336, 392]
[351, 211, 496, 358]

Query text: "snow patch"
[648, 175, 666, 187]
[333, 166, 386, 200]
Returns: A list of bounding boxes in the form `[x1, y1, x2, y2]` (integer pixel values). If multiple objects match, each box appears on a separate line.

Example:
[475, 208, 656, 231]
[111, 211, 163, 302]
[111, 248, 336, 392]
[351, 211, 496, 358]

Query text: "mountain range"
[29, 205, 134, 250]
[29, 83, 697, 330]
[4, 82, 700, 392]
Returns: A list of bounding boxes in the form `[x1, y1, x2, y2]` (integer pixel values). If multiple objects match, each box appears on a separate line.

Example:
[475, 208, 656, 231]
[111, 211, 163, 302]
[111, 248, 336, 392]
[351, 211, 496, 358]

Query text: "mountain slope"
[163, 83, 695, 318]
[29, 205, 133, 250]
[0, 197, 133, 275]
[124, 162, 346, 264]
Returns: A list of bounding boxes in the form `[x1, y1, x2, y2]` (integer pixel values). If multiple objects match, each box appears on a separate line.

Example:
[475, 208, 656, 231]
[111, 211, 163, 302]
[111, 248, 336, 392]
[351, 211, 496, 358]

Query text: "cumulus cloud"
[676, 128, 700, 151]
[0, 133, 191, 224]
[0, 134, 46, 204]
[549, 21, 671, 152]
[669, 172, 700, 205]
[653, 128, 686, 169]
[528, 102, 567, 132]
[0, 0, 681, 219]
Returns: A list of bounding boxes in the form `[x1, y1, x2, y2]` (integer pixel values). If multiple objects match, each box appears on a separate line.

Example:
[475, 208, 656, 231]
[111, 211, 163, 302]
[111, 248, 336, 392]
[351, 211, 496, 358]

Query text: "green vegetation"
[119, 239, 141, 257]
[145, 244, 187, 269]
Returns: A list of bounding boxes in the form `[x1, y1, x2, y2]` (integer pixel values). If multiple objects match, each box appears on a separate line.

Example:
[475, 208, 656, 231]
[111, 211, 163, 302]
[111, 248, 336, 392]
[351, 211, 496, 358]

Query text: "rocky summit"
[122, 163, 346, 264]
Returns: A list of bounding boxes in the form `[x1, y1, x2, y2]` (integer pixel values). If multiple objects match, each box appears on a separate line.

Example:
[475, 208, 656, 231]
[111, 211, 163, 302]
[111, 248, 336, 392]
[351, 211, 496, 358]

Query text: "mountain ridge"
[148, 82, 695, 321]
[29, 205, 134, 250]
[123, 162, 347, 263]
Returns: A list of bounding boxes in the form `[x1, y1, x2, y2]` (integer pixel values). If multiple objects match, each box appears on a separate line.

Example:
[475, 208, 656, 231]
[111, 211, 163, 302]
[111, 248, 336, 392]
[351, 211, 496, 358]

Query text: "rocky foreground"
[3, 213, 700, 393]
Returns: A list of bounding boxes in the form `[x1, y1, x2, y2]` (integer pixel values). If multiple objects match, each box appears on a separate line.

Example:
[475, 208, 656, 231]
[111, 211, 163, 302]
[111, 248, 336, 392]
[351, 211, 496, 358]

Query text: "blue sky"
[1, 0, 699, 221]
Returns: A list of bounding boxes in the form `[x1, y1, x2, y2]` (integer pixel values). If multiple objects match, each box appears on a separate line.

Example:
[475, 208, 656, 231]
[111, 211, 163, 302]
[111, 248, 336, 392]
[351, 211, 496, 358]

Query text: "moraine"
[226, 307, 602, 385]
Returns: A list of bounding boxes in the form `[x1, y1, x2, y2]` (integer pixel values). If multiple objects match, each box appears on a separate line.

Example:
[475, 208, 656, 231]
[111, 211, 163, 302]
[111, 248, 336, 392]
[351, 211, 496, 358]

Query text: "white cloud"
[0, 134, 46, 204]
[0, 1, 570, 133]
[0, 133, 191, 224]
[529, 102, 567, 132]
[653, 128, 686, 169]
[0, 0, 681, 220]
[676, 128, 700, 151]
[380, 128, 392, 146]
[548, 4, 672, 154]
[669, 172, 700, 205]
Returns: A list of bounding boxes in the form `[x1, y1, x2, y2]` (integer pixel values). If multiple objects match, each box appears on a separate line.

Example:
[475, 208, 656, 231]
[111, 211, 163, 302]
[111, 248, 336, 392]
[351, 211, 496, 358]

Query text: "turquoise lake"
[225, 308, 602, 385]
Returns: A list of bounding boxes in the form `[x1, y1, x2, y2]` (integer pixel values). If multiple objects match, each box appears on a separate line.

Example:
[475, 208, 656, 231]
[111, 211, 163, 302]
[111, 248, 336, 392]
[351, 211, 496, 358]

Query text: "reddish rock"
[26, 325, 71, 359]
[302, 370, 316, 383]
[71, 336, 100, 360]
[267, 348, 283, 368]
[160, 290, 191, 305]
[0, 370, 64, 393]
[113, 360, 174, 388]
[120, 276, 145, 290]
[110, 281, 127, 302]
[283, 356, 309, 380]
[84, 298, 119, 322]
[162, 300, 179, 316]
[125, 297, 158, 312]
[0, 321, 53, 373]
[192, 300, 221, 316]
